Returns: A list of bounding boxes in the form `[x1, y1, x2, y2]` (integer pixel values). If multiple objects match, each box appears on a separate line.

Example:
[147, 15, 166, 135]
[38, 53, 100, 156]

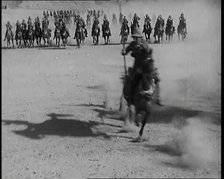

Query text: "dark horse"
[120, 23, 130, 44]
[143, 21, 152, 42]
[4, 28, 15, 48]
[61, 28, 69, 47]
[131, 21, 139, 36]
[177, 23, 187, 41]
[102, 23, 111, 44]
[165, 25, 175, 42]
[120, 67, 157, 141]
[154, 23, 164, 43]
[92, 24, 100, 45]
[15, 28, 23, 48]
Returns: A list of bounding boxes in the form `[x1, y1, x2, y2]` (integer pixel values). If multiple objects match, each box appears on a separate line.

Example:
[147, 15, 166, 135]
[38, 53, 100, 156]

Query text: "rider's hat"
[131, 27, 143, 38]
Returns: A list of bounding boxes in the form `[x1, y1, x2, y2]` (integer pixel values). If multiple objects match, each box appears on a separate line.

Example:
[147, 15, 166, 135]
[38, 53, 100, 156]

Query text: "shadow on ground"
[75, 103, 221, 125]
[2, 113, 111, 140]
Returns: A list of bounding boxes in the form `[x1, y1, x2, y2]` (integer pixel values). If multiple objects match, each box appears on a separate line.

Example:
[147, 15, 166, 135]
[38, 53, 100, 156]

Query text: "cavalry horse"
[143, 21, 152, 42]
[154, 23, 164, 43]
[34, 24, 42, 46]
[120, 23, 130, 44]
[15, 28, 23, 48]
[61, 28, 69, 47]
[4, 28, 15, 48]
[177, 23, 187, 41]
[102, 23, 111, 44]
[120, 65, 157, 141]
[74, 26, 84, 48]
[165, 25, 175, 42]
[42, 26, 51, 46]
[27, 27, 35, 47]
[55, 27, 61, 47]
[92, 23, 100, 45]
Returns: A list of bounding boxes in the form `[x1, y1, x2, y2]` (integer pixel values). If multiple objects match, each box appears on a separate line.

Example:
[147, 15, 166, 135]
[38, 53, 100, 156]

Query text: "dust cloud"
[166, 117, 221, 168]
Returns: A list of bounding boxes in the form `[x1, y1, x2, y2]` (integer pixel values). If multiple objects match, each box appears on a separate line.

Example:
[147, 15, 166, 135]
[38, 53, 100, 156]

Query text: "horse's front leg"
[139, 110, 150, 137]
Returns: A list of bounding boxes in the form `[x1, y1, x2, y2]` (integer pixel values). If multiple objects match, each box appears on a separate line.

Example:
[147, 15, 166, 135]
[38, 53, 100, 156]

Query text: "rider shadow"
[2, 113, 110, 140]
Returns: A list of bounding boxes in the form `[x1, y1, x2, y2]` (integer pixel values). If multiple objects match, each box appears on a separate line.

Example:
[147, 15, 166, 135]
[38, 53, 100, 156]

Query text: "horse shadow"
[77, 102, 220, 126]
[2, 113, 111, 140]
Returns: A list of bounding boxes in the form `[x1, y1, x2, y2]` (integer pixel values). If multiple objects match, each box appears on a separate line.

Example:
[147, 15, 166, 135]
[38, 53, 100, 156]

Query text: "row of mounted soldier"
[4, 11, 187, 48]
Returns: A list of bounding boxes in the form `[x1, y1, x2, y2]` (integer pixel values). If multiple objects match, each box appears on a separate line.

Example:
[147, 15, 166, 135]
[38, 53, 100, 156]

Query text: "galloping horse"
[120, 23, 130, 44]
[55, 27, 61, 47]
[102, 23, 111, 44]
[177, 23, 187, 41]
[92, 23, 100, 45]
[120, 66, 157, 141]
[15, 28, 23, 48]
[61, 28, 69, 47]
[27, 27, 35, 47]
[74, 26, 84, 48]
[42, 26, 51, 46]
[143, 21, 152, 41]
[165, 25, 175, 42]
[4, 28, 14, 48]
[154, 23, 164, 43]
[34, 25, 42, 46]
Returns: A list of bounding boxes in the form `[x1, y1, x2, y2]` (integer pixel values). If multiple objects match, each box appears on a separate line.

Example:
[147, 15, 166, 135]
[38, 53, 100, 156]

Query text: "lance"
[119, 0, 127, 77]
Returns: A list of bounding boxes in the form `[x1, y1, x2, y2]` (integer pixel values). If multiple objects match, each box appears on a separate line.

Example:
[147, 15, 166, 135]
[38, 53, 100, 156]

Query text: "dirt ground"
[2, 1, 221, 179]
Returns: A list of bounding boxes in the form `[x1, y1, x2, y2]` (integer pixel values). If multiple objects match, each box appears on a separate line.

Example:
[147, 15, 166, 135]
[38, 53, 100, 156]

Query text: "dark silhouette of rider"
[4, 21, 13, 41]
[166, 15, 173, 27]
[102, 15, 111, 37]
[121, 27, 163, 106]
[179, 13, 187, 34]
[122, 16, 128, 26]
[133, 13, 140, 27]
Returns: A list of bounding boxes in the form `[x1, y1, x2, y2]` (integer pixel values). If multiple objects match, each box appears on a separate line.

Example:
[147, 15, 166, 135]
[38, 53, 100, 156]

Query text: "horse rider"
[145, 14, 151, 24]
[35, 17, 41, 27]
[121, 27, 163, 106]
[133, 13, 140, 27]
[15, 20, 21, 40]
[166, 15, 173, 27]
[61, 20, 70, 37]
[27, 16, 33, 31]
[179, 13, 187, 33]
[73, 16, 85, 39]
[53, 20, 61, 39]
[102, 15, 111, 37]
[4, 21, 13, 41]
[154, 15, 164, 34]
[21, 19, 27, 30]
[80, 17, 88, 37]
[122, 16, 129, 26]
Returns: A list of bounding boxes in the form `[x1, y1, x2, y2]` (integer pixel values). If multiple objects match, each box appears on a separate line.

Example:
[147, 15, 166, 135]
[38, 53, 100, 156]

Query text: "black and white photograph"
[2, 0, 221, 178]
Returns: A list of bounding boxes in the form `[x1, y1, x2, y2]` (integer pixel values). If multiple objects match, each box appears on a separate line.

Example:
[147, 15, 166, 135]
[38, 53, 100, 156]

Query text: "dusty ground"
[2, 1, 221, 179]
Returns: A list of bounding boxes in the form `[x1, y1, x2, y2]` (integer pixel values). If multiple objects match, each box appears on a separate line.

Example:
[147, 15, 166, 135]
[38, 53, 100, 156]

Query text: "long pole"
[119, 0, 127, 76]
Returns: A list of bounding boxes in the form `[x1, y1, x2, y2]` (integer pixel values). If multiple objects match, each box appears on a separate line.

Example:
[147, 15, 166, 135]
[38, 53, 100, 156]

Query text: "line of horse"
[4, 19, 186, 49]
